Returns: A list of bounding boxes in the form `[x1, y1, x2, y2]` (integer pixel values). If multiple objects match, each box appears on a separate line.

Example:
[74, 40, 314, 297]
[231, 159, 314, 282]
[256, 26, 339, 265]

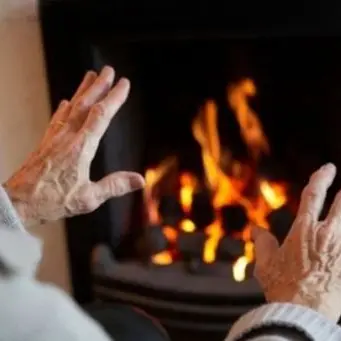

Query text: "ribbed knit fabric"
[226, 302, 341, 341]
[0, 186, 25, 232]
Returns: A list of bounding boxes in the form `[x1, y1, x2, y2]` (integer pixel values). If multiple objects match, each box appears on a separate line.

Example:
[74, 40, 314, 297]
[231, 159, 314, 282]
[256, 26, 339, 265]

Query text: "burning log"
[267, 205, 294, 244]
[177, 231, 206, 259]
[144, 224, 169, 255]
[216, 236, 244, 261]
[190, 191, 215, 230]
[221, 205, 248, 234]
[158, 195, 184, 227]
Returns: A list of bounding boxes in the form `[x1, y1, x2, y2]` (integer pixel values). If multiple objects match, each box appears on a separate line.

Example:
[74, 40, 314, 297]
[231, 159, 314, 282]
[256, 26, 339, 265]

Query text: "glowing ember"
[179, 173, 197, 213]
[260, 180, 287, 210]
[233, 256, 249, 282]
[144, 78, 288, 282]
[203, 221, 224, 263]
[180, 219, 196, 233]
[163, 226, 178, 243]
[151, 251, 173, 265]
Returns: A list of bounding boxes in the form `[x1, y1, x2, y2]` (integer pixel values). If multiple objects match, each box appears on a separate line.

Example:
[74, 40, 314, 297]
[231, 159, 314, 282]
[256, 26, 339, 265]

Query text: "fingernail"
[86, 70, 97, 79]
[129, 173, 145, 191]
[102, 66, 114, 76]
[321, 163, 336, 172]
[58, 100, 69, 109]
[118, 77, 130, 88]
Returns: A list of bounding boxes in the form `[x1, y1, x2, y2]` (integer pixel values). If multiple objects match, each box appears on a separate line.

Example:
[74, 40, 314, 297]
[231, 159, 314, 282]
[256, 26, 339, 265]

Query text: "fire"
[203, 221, 224, 263]
[227, 79, 270, 161]
[144, 157, 178, 224]
[163, 226, 178, 243]
[260, 180, 287, 210]
[179, 173, 197, 213]
[151, 251, 173, 265]
[180, 219, 196, 233]
[144, 78, 288, 281]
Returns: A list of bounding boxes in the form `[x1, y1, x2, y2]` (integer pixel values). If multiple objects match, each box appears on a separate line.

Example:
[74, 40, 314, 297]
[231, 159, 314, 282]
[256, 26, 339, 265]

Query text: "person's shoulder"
[0, 227, 42, 275]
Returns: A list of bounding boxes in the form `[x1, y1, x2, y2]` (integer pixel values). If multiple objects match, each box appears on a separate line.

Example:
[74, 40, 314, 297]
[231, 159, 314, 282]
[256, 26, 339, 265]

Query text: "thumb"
[251, 225, 279, 267]
[93, 171, 145, 203]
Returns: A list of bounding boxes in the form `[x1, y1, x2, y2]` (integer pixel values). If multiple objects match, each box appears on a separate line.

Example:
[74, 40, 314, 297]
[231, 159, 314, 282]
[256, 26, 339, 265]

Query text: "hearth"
[90, 40, 299, 338]
[40, 1, 341, 340]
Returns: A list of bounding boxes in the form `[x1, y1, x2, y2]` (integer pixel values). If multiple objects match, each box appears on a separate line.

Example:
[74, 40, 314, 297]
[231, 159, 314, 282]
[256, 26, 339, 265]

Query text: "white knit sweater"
[0, 186, 340, 341]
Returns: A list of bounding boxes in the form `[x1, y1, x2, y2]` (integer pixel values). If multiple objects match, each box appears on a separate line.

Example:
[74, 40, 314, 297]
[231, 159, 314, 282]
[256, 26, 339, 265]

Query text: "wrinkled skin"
[252, 163, 341, 321]
[4, 66, 145, 228]
[4, 66, 341, 322]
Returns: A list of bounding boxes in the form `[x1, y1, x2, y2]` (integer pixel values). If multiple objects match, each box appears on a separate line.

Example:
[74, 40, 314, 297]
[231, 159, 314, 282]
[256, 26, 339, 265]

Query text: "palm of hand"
[253, 163, 341, 321]
[4, 67, 144, 227]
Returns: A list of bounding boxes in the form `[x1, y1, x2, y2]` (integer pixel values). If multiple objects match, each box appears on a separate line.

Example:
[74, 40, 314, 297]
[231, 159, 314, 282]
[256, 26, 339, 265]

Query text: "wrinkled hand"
[252, 163, 341, 321]
[4, 66, 145, 228]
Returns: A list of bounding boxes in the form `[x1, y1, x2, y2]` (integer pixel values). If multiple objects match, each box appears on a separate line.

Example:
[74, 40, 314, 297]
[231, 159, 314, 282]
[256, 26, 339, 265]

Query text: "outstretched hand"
[4, 66, 145, 227]
[252, 163, 341, 321]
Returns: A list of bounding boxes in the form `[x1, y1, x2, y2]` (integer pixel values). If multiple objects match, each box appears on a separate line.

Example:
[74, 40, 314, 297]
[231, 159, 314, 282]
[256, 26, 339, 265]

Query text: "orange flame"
[180, 219, 196, 233]
[179, 173, 197, 213]
[144, 156, 178, 225]
[260, 180, 287, 210]
[151, 251, 173, 265]
[145, 79, 288, 280]
[144, 157, 178, 265]
[227, 79, 270, 160]
[191, 79, 287, 277]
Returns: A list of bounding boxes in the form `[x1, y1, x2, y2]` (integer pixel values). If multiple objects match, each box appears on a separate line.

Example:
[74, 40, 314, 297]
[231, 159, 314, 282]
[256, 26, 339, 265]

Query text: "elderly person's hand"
[252, 163, 341, 322]
[3, 66, 145, 228]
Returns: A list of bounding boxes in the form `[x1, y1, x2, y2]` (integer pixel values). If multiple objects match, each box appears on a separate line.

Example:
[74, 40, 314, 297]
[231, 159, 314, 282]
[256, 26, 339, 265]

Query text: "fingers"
[82, 77, 130, 147]
[69, 66, 115, 122]
[70, 71, 98, 104]
[41, 100, 70, 145]
[93, 171, 145, 203]
[251, 226, 279, 267]
[326, 184, 341, 224]
[297, 163, 336, 223]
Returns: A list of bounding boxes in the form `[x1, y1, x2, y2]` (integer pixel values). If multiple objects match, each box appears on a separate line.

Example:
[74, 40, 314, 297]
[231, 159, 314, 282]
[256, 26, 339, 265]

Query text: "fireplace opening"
[87, 38, 341, 337]
[40, 5, 341, 333]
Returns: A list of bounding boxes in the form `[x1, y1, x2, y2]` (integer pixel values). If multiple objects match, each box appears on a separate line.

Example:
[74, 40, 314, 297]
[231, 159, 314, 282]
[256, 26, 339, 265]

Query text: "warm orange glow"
[180, 219, 196, 233]
[227, 79, 270, 161]
[179, 173, 197, 213]
[163, 226, 178, 243]
[151, 251, 173, 265]
[233, 256, 249, 282]
[144, 78, 289, 280]
[144, 157, 178, 224]
[260, 180, 287, 210]
[203, 221, 224, 263]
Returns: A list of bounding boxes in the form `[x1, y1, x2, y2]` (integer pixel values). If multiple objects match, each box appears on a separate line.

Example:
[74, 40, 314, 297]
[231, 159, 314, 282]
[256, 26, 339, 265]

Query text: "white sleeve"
[0, 185, 113, 341]
[248, 337, 292, 341]
[0, 186, 41, 276]
[225, 302, 341, 341]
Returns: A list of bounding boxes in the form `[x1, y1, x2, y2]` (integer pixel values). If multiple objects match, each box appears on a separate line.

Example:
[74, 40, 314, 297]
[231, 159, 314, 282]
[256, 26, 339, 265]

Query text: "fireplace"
[40, 1, 341, 340]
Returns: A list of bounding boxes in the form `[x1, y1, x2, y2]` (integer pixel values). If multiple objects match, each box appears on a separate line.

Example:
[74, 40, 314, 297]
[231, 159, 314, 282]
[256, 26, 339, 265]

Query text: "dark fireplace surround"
[40, 1, 341, 339]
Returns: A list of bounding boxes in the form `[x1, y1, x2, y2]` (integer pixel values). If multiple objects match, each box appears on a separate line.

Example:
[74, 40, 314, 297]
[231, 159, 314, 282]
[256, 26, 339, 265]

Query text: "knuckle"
[82, 196, 99, 213]
[74, 98, 87, 112]
[92, 103, 106, 118]
[301, 186, 319, 201]
[111, 178, 129, 197]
